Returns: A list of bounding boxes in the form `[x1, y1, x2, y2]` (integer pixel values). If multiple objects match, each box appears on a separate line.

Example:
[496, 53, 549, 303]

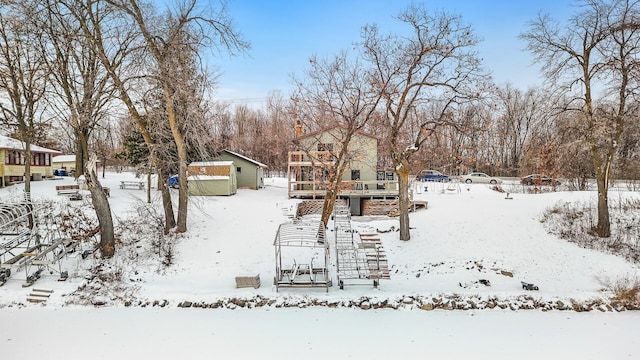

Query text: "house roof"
[52, 155, 75, 163]
[222, 150, 267, 168]
[0, 135, 61, 154]
[295, 124, 379, 141]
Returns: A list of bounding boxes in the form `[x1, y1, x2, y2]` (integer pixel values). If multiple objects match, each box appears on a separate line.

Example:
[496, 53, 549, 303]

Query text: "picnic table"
[120, 180, 145, 190]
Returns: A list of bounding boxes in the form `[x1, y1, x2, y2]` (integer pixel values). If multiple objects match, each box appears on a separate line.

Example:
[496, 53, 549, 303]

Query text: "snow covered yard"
[1, 172, 639, 359]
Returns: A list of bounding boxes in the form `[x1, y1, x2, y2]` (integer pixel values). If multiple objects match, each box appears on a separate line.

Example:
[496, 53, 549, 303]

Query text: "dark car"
[416, 169, 450, 182]
[520, 174, 561, 186]
[53, 169, 67, 176]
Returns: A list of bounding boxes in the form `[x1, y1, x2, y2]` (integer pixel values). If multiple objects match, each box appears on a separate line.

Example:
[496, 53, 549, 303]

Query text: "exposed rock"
[500, 270, 513, 277]
[421, 303, 434, 310]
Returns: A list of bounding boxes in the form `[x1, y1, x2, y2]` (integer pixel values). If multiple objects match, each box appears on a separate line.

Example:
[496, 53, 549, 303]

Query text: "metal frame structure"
[0, 194, 68, 286]
[273, 220, 331, 292]
[333, 204, 387, 289]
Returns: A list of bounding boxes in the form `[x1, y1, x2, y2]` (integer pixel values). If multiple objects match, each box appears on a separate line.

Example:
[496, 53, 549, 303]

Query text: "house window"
[317, 143, 333, 152]
[351, 170, 360, 180]
[5, 150, 23, 165]
[237, 167, 242, 173]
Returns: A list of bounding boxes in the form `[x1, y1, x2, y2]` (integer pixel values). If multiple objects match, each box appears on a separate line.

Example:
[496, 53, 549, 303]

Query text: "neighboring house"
[287, 125, 398, 215]
[217, 150, 267, 190]
[52, 155, 76, 172]
[187, 161, 237, 196]
[0, 135, 61, 187]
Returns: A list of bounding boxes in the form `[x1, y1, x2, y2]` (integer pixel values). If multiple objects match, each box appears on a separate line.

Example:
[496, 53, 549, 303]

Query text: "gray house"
[217, 150, 267, 190]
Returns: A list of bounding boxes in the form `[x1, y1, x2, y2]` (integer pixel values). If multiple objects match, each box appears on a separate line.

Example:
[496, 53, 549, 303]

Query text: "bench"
[55, 185, 79, 195]
[235, 274, 261, 289]
[120, 181, 145, 190]
[55, 185, 110, 197]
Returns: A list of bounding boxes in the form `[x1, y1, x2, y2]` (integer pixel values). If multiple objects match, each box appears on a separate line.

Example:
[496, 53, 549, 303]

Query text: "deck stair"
[358, 233, 390, 280]
[26, 288, 53, 303]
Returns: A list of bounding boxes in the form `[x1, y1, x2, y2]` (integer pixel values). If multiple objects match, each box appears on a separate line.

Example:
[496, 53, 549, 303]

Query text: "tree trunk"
[157, 166, 176, 233]
[76, 130, 90, 178]
[397, 165, 411, 241]
[593, 158, 611, 237]
[23, 139, 33, 229]
[163, 83, 188, 233]
[84, 164, 115, 258]
[147, 165, 152, 204]
[23, 142, 31, 195]
[321, 188, 338, 228]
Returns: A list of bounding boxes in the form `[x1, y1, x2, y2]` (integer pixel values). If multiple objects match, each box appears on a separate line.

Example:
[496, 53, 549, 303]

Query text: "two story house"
[287, 125, 398, 215]
[0, 135, 61, 187]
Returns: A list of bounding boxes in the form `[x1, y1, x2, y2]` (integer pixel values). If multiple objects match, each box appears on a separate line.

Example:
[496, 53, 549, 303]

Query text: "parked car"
[520, 174, 561, 186]
[415, 169, 450, 182]
[53, 169, 67, 176]
[460, 172, 503, 184]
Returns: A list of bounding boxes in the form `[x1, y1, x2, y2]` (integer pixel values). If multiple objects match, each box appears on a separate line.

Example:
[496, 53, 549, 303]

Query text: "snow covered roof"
[52, 155, 75, 163]
[189, 161, 234, 167]
[0, 135, 61, 154]
[187, 175, 230, 181]
[222, 150, 267, 168]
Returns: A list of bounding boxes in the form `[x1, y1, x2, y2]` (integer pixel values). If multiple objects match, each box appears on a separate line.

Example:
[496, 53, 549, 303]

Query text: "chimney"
[295, 120, 302, 138]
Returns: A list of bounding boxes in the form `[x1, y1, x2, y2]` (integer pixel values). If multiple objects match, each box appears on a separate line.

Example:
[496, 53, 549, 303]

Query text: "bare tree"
[0, 1, 49, 196]
[494, 84, 555, 175]
[292, 52, 384, 226]
[362, 4, 487, 240]
[106, 0, 248, 233]
[43, 0, 117, 178]
[40, 0, 119, 257]
[65, 0, 179, 233]
[521, 0, 640, 237]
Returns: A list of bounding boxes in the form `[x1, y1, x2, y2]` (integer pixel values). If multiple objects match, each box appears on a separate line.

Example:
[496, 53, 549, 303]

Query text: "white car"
[460, 172, 503, 184]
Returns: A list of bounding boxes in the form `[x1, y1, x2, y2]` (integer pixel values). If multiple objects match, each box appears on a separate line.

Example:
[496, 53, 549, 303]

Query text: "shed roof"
[222, 150, 267, 168]
[52, 155, 75, 163]
[187, 175, 230, 181]
[189, 161, 234, 167]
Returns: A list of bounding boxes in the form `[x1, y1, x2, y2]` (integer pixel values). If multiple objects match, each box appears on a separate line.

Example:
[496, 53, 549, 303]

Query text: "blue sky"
[208, 0, 577, 107]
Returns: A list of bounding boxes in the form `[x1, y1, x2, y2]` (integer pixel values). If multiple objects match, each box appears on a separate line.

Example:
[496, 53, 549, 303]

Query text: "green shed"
[218, 150, 267, 190]
[187, 161, 237, 196]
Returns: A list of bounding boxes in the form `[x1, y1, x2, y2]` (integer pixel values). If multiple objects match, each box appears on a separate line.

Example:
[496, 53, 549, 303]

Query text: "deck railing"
[287, 179, 398, 198]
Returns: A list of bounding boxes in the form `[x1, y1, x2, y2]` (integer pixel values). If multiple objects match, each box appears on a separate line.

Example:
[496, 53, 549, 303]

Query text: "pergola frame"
[273, 220, 331, 292]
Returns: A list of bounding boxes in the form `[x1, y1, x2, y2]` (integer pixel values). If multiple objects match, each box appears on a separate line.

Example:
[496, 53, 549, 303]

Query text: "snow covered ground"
[1, 172, 639, 359]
